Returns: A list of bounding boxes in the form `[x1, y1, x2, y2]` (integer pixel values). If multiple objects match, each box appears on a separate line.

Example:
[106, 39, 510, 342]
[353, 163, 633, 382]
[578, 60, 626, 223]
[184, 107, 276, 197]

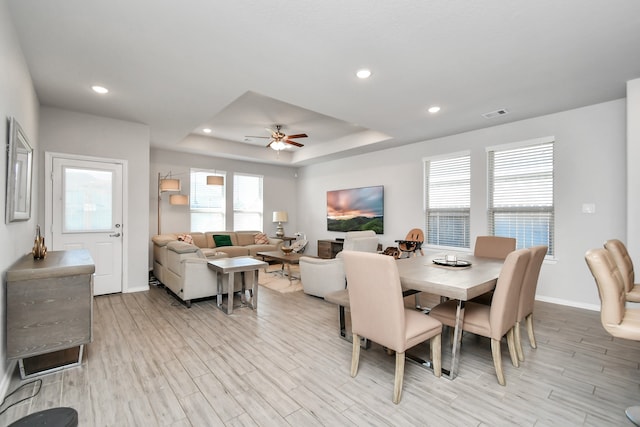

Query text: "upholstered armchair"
[341, 230, 379, 253]
[299, 256, 345, 298]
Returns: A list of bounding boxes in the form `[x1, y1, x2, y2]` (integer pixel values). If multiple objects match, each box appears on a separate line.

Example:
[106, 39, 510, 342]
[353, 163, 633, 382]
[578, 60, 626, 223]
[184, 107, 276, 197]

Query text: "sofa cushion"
[190, 232, 207, 248]
[213, 234, 233, 247]
[214, 246, 251, 257]
[236, 232, 258, 246]
[167, 241, 200, 254]
[152, 234, 178, 246]
[254, 232, 269, 245]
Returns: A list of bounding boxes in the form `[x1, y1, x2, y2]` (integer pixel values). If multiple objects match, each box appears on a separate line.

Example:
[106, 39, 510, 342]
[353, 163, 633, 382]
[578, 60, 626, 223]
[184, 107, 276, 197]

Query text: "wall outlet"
[582, 203, 596, 214]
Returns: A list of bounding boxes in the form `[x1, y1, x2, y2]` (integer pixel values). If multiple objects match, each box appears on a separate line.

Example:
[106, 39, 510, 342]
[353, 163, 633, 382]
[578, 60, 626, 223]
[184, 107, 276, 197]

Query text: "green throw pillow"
[213, 234, 233, 247]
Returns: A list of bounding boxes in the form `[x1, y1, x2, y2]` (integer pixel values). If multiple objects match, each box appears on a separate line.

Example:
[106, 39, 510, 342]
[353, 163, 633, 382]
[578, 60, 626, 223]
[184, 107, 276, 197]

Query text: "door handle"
[109, 232, 121, 237]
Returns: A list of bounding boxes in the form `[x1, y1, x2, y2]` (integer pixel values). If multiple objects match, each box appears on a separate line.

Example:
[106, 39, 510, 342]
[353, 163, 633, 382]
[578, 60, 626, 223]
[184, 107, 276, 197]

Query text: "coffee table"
[207, 257, 267, 314]
[257, 251, 309, 283]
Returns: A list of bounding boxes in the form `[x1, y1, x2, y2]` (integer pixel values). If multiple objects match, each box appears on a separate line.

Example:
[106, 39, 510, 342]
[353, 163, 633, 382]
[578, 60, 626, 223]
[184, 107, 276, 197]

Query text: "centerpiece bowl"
[281, 246, 294, 255]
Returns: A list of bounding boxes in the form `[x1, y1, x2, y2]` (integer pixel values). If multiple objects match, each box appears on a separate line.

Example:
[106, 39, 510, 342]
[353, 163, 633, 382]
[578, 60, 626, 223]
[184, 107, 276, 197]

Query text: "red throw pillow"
[254, 233, 269, 245]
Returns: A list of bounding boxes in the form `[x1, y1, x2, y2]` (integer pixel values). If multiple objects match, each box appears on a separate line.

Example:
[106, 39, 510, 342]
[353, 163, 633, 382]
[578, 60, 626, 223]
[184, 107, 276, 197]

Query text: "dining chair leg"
[393, 351, 405, 404]
[514, 320, 525, 362]
[526, 313, 537, 348]
[491, 338, 506, 386]
[507, 328, 519, 368]
[431, 334, 442, 377]
[351, 333, 361, 377]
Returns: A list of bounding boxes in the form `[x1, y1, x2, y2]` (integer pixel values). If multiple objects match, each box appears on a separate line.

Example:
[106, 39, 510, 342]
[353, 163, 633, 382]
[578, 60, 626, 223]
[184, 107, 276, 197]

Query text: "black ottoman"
[8, 407, 78, 427]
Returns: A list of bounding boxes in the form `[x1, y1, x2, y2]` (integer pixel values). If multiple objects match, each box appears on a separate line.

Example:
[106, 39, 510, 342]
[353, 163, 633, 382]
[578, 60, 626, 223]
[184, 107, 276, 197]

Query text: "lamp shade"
[160, 178, 180, 192]
[169, 194, 189, 205]
[207, 175, 224, 185]
[273, 211, 288, 222]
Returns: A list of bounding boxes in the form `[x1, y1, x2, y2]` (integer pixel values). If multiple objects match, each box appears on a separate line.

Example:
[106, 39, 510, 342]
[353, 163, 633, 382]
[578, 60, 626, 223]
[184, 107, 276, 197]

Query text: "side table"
[207, 257, 267, 314]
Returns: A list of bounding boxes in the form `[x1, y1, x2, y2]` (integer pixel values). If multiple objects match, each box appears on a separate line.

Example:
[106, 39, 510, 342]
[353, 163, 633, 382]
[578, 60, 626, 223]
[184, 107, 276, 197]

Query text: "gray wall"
[297, 99, 628, 310]
[0, 0, 40, 395]
[38, 107, 151, 293]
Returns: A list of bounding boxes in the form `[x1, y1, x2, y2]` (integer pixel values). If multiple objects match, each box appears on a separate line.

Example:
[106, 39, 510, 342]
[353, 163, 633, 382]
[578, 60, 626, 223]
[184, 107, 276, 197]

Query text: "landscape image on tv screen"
[327, 185, 384, 234]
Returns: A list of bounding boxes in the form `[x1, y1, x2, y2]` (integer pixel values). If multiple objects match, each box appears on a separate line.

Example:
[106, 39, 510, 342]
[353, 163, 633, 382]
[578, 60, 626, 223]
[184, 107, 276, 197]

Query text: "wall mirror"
[5, 117, 33, 222]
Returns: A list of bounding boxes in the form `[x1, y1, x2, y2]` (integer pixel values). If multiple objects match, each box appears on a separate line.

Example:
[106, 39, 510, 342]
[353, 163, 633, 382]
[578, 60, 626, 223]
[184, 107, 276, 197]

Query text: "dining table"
[396, 251, 504, 379]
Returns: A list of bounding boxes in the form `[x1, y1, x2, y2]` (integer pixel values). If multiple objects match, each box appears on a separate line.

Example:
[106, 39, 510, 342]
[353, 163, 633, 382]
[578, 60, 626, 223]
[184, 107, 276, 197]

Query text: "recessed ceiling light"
[428, 106, 441, 114]
[91, 85, 109, 94]
[356, 69, 372, 79]
[203, 128, 212, 133]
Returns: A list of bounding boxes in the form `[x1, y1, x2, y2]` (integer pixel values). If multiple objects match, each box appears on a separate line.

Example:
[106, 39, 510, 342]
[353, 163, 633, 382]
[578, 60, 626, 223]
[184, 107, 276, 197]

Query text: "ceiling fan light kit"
[245, 124, 307, 151]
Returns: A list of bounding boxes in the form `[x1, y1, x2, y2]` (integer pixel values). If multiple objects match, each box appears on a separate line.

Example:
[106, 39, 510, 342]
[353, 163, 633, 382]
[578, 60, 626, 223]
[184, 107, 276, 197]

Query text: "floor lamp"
[158, 173, 187, 235]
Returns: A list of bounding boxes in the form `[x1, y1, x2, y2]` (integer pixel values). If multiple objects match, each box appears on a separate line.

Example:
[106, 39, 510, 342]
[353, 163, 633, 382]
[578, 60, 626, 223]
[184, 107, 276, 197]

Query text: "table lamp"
[273, 211, 288, 238]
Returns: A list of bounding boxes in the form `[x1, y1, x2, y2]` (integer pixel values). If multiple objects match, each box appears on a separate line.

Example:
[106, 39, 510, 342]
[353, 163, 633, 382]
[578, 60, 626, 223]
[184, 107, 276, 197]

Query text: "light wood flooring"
[1, 282, 640, 426]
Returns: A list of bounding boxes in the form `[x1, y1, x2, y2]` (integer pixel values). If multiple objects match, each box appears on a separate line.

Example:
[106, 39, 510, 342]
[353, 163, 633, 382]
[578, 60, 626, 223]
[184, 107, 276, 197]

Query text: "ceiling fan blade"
[245, 135, 270, 139]
[266, 139, 275, 148]
[285, 140, 304, 147]
[285, 133, 308, 139]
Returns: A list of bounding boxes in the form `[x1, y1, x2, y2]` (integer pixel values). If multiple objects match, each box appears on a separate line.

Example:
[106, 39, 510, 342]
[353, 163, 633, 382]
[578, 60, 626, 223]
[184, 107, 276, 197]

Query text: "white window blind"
[233, 173, 263, 231]
[190, 169, 225, 232]
[424, 154, 470, 248]
[488, 140, 554, 255]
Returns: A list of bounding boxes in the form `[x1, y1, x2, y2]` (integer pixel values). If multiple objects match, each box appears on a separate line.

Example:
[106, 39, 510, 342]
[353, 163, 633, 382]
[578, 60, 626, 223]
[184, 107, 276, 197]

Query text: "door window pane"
[64, 167, 113, 232]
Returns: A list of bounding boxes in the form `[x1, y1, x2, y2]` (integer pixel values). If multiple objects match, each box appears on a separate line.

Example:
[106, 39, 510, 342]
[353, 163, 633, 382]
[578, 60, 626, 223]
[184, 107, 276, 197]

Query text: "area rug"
[259, 265, 303, 293]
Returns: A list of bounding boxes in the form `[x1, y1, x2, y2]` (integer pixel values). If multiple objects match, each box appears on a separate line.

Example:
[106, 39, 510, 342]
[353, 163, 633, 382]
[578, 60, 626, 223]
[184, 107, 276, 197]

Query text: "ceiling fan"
[246, 125, 307, 151]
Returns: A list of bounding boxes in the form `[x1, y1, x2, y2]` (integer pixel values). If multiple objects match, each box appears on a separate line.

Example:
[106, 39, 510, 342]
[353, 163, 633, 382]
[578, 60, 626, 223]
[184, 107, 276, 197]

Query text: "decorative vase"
[32, 225, 47, 259]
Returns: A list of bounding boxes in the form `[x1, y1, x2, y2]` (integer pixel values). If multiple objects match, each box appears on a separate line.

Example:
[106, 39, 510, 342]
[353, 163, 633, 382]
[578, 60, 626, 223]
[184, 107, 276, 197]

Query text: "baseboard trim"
[536, 295, 600, 311]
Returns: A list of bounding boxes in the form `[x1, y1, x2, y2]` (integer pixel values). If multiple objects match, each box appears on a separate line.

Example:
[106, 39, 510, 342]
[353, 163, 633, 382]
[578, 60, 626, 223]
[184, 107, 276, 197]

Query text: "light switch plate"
[582, 203, 596, 214]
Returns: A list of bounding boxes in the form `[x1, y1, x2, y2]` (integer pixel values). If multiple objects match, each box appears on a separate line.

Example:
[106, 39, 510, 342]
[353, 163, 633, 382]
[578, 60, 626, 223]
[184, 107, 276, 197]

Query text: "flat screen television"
[327, 185, 384, 234]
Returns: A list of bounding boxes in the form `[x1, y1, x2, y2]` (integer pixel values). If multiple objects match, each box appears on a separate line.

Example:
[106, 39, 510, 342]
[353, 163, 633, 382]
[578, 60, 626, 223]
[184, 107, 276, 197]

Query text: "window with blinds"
[233, 173, 263, 231]
[488, 139, 554, 255]
[190, 169, 225, 232]
[424, 154, 470, 248]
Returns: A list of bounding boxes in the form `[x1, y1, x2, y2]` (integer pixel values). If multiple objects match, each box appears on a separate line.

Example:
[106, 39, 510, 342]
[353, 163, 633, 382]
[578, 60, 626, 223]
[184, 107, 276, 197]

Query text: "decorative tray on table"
[432, 258, 472, 267]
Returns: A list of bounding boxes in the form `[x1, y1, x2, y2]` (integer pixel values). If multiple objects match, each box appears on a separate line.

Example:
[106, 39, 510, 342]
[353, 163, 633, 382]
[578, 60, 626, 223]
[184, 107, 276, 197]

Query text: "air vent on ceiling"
[482, 109, 509, 119]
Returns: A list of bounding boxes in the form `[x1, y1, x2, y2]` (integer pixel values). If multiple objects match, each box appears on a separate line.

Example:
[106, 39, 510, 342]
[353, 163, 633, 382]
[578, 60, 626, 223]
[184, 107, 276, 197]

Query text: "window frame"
[486, 136, 555, 256]
[189, 168, 226, 232]
[424, 151, 471, 250]
[232, 172, 264, 232]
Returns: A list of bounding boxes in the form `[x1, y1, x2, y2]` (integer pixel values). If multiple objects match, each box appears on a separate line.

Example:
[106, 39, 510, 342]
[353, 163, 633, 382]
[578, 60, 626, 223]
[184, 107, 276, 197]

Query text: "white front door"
[48, 155, 124, 295]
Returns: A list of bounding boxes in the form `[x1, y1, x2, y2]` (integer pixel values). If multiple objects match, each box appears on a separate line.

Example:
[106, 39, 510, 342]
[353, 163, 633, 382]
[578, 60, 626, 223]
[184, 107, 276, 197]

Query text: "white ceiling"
[7, 1, 640, 166]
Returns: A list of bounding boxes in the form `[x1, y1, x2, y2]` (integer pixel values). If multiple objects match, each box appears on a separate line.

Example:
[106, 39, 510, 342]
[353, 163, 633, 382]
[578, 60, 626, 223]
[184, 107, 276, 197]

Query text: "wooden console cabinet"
[317, 239, 344, 259]
[6, 249, 95, 378]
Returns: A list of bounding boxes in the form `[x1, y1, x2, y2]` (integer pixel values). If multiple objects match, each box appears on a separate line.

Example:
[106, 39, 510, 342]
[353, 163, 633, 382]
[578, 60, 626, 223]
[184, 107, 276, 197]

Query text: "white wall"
[0, 0, 40, 397]
[38, 107, 151, 293]
[298, 99, 627, 309]
[150, 148, 298, 268]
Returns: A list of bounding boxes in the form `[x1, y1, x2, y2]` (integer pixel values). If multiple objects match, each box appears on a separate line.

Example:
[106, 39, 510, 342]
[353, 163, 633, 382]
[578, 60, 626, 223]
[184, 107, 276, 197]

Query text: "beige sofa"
[163, 241, 231, 307]
[152, 231, 283, 285]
